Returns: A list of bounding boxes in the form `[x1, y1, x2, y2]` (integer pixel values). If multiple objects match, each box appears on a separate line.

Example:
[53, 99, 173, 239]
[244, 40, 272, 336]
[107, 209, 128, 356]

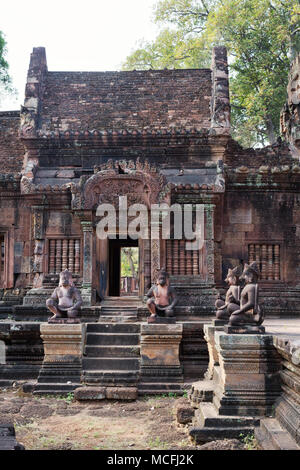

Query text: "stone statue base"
[48, 317, 81, 324]
[147, 316, 176, 324]
[224, 324, 265, 334]
[212, 319, 228, 327]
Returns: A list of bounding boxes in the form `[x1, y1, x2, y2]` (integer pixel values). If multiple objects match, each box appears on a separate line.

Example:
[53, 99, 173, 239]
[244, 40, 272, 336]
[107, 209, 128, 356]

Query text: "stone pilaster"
[150, 239, 160, 283]
[139, 323, 183, 393]
[214, 332, 282, 416]
[34, 323, 86, 395]
[31, 206, 45, 288]
[81, 221, 93, 306]
[204, 204, 215, 284]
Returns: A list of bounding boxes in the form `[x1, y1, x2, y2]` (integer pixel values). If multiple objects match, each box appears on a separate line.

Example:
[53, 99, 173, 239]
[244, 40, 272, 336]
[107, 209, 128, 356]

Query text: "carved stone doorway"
[108, 238, 139, 297]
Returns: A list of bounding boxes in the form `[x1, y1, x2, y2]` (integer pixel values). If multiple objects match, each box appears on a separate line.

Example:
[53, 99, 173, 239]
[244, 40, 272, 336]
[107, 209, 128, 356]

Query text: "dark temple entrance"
[108, 238, 139, 297]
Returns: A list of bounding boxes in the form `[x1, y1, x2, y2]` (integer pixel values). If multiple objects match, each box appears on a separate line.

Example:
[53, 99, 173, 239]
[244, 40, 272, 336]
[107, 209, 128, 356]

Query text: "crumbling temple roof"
[19, 46, 230, 139]
[40, 69, 212, 132]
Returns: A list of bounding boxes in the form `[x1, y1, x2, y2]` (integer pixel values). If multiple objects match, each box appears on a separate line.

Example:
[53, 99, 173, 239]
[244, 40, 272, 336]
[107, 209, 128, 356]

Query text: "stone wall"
[0, 322, 43, 386]
[0, 112, 25, 174]
[272, 335, 300, 445]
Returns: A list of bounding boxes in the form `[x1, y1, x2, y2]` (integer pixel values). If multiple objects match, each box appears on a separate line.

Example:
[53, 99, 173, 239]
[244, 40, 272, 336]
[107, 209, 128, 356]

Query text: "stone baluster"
[274, 244, 280, 280]
[62, 239, 68, 271]
[56, 239, 62, 274]
[261, 244, 267, 280]
[249, 244, 255, 263]
[173, 240, 179, 275]
[68, 239, 75, 274]
[268, 244, 274, 280]
[74, 240, 80, 274]
[166, 240, 173, 275]
[193, 247, 199, 275]
[186, 246, 192, 275]
[49, 239, 56, 274]
[255, 244, 261, 263]
[179, 240, 185, 275]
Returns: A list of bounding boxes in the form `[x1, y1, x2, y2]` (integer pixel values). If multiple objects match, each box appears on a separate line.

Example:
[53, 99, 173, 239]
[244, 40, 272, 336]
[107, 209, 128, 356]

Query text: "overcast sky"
[0, 0, 159, 110]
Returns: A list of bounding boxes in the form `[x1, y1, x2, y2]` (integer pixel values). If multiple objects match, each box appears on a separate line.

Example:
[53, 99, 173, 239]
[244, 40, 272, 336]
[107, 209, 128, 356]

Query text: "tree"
[121, 248, 139, 279]
[0, 31, 13, 101]
[123, 0, 300, 147]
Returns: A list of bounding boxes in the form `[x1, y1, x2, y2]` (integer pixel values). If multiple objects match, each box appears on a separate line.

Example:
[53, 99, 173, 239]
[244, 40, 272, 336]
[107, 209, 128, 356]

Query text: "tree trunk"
[124, 248, 137, 279]
[265, 114, 277, 145]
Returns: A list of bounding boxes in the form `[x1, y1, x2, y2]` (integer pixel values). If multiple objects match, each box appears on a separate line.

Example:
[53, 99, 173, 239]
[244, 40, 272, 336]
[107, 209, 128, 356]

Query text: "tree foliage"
[121, 248, 139, 278]
[0, 31, 12, 100]
[123, 0, 300, 147]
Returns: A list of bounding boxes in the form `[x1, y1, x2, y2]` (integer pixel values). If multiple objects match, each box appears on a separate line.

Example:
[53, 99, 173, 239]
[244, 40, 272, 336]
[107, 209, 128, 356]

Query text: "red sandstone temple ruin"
[0, 46, 299, 322]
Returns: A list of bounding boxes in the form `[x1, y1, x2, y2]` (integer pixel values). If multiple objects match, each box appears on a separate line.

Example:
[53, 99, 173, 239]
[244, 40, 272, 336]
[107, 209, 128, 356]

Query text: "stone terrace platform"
[263, 318, 300, 342]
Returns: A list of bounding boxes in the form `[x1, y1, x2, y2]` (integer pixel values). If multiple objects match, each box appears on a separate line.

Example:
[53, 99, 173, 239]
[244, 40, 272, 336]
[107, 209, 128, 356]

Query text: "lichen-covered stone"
[105, 387, 138, 401]
[74, 387, 106, 401]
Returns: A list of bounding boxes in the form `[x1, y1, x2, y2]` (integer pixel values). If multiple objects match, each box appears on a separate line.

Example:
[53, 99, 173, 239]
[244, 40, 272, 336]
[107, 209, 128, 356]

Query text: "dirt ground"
[0, 386, 255, 450]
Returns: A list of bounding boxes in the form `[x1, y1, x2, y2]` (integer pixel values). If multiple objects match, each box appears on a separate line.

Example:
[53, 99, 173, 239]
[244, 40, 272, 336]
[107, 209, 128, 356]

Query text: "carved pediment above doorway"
[70, 158, 171, 210]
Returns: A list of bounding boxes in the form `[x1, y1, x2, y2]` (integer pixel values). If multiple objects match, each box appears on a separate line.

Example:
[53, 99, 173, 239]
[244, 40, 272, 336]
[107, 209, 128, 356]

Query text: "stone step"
[101, 310, 138, 315]
[82, 370, 139, 386]
[189, 402, 260, 444]
[0, 437, 24, 450]
[103, 296, 140, 302]
[194, 403, 260, 428]
[82, 357, 140, 371]
[87, 323, 140, 333]
[86, 333, 140, 346]
[101, 306, 138, 310]
[85, 345, 140, 357]
[189, 425, 255, 444]
[34, 383, 80, 394]
[0, 380, 14, 388]
[0, 424, 24, 451]
[255, 418, 300, 450]
[138, 382, 183, 392]
[98, 315, 138, 323]
[36, 374, 81, 384]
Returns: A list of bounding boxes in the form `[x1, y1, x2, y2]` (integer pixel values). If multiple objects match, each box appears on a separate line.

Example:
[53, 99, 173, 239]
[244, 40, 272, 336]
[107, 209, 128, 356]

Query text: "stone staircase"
[99, 296, 142, 322]
[81, 323, 141, 387]
[255, 418, 300, 450]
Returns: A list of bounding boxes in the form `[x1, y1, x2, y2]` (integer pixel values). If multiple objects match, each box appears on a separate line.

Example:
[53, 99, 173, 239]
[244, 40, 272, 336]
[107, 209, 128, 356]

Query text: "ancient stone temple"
[0, 47, 299, 399]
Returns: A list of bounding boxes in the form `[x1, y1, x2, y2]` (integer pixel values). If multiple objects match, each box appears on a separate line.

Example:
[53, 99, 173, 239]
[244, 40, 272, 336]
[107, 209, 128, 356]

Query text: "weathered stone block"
[106, 387, 138, 401]
[74, 386, 106, 401]
[213, 332, 282, 416]
[140, 323, 183, 367]
[40, 323, 86, 363]
[35, 323, 86, 395]
[176, 405, 195, 424]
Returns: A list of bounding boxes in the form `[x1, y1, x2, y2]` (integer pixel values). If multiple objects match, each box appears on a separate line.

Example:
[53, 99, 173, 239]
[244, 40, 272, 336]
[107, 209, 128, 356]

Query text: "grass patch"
[239, 432, 258, 450]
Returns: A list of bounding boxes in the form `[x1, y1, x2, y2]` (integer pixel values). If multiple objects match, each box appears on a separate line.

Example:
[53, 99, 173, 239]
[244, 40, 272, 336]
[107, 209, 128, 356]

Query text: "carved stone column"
[150, 213, 161, 282]
[32, 206, 45, 288]
[143, 239, 151, 294]
[204, 204, 215, 284]
[81, 221, 93, 306]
